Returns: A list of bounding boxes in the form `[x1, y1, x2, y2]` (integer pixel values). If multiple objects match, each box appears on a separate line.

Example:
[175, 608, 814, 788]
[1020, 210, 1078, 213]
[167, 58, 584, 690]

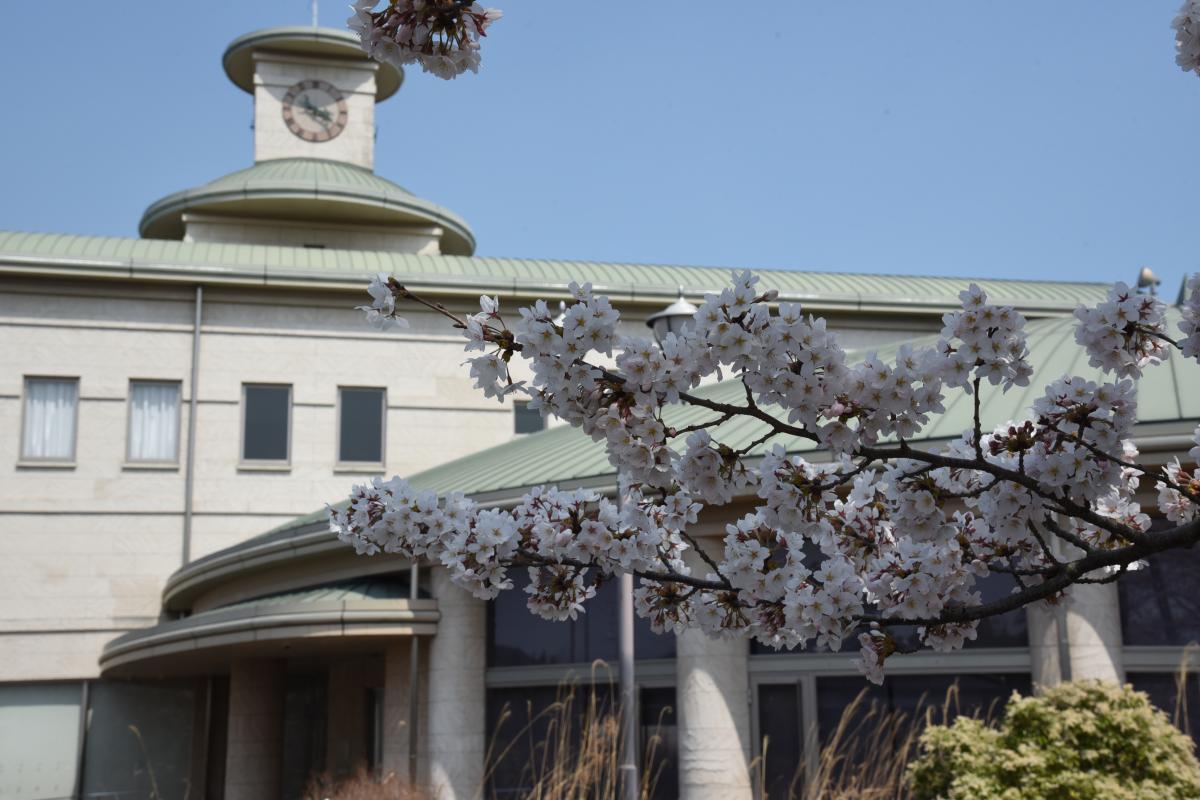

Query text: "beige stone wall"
[183, 213, 444, 254]
[0, 278, 520, 681]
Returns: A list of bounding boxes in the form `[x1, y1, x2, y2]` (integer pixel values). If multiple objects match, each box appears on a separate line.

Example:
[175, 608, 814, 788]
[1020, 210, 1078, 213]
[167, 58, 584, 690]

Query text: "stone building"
[1, 24, 1198, 800]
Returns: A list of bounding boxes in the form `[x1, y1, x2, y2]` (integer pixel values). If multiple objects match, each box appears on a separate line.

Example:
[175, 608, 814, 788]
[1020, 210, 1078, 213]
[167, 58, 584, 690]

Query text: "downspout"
[182, 285, 203, 565]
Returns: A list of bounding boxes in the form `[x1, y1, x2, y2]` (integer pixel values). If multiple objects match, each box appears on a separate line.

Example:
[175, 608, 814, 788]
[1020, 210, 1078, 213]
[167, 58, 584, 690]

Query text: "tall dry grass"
[756, 683, 1009, 800]
[302, 766, 429, 800]
[483, 675, 670, 800]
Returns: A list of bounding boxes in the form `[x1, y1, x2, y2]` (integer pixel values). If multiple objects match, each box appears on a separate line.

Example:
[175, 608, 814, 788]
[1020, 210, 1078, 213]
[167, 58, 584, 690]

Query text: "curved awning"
[102, 577, 437, 677]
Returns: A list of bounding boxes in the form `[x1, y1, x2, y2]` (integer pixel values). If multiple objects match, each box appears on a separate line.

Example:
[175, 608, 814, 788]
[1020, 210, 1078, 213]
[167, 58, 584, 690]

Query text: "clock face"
[281, 79, 348, 143]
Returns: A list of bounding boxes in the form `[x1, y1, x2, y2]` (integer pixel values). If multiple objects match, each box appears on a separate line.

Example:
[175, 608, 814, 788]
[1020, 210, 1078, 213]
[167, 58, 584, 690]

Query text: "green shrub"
[906, 680, 1200, 800]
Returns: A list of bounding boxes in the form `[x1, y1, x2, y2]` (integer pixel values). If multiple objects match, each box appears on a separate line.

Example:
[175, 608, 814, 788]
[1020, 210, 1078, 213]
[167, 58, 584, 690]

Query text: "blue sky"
[1, 2, 1197, 291]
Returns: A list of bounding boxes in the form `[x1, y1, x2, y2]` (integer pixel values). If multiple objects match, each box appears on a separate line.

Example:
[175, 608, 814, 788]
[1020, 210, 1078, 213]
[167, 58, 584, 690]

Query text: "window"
[0, 683, 82, 798]
[514, 400, 545, 434]
[485, 685, 677, 800]
[1128, 672, 1200, 746]
[488, 570, 675, 667]
[127, 381, 181, 463]
[755, 673, 1030, 798]
[21, 377, 79, 462]
[338, 387, 386, 466]
[1119, 523, 1200, 646]
[242, 384, 291, 463]
[82, 681, 197, 799]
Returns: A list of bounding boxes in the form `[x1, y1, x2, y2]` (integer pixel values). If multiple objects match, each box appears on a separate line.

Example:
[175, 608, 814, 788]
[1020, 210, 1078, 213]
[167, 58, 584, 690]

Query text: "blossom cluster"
[342, 270, 1200, 683]
[1175, 0, 1200, 75]
[348, 0, 501, 80]
[1179, 273, 1200, 359]
[1073, 283, 1167, 378]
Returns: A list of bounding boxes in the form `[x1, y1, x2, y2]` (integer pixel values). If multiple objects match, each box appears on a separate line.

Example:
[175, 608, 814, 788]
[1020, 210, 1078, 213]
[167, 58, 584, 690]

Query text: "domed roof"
[223, 26, 403, 101]
[138, 158, 476, 255]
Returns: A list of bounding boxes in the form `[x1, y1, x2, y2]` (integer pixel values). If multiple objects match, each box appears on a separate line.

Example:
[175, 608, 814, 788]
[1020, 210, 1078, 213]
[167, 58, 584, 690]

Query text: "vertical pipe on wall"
[182, 285, 203, 565]
[408, 560, 421, 783]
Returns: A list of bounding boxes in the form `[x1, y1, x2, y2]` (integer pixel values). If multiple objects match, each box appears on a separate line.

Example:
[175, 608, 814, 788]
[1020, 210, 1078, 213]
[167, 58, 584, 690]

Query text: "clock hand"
[299, 95, 334, 128]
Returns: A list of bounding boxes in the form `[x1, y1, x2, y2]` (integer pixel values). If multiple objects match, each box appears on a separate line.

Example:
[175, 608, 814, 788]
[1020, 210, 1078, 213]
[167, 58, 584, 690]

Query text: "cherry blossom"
[332, 271, 1200, 684]
[348, 0, 501, 80]
[1175, 0, 1200, 75]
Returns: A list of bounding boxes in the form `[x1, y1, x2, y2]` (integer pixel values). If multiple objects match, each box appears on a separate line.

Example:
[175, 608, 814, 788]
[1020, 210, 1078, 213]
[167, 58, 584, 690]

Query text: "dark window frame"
[336, 386, 387, 468]
[239, 383, 292, 467]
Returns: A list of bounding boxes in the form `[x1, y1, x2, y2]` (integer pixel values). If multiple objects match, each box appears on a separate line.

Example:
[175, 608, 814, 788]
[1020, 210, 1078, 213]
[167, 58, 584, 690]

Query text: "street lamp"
[614, 288, 699, 800]
[645, 288, 698, 343]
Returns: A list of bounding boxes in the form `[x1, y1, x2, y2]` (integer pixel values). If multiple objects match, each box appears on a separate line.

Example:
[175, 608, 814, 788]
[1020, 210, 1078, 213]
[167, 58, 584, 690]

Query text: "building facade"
[1, 24, 1197, 800]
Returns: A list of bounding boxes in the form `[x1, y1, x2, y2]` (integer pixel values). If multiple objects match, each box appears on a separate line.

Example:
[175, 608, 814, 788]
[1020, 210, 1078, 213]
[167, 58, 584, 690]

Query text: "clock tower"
[139, 27, 475, 255]
[222, 27, 405, 170]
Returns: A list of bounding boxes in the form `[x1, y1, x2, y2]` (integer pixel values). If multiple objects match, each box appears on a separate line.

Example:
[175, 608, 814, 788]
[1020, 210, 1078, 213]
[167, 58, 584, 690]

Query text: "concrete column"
[1065, 581, 1124, 683]
[224, 659, 284, 800]
[426, 567, 486, 800]
[1026, 600, 1065, 690]
[675, 630, 753, 800]
[382, 639, 422, 782]
[1025, 582, 1125, 691]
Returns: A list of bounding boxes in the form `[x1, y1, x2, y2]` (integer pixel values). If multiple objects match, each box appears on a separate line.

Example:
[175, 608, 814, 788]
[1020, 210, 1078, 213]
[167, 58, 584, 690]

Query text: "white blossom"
[1175, 0, 1200, 75]
[349, 0, 501, 80]
[329, 269, 1200, 683]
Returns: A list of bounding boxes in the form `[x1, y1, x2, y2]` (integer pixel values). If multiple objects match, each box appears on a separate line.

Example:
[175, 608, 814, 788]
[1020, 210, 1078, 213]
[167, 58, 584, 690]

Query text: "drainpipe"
[182, 285, 203, 565]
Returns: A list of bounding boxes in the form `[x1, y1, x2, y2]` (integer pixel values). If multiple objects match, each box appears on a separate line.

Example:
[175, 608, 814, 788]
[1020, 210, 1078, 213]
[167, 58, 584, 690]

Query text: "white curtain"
[128, 382, 180, 462]
[22, 379, 78, 460]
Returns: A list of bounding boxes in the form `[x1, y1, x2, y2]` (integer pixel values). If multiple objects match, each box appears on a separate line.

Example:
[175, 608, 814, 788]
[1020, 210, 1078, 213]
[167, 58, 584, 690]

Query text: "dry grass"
[301, 767, 428, 800]
[484, 673, 670, 800]
[755, 683, 1008, 800]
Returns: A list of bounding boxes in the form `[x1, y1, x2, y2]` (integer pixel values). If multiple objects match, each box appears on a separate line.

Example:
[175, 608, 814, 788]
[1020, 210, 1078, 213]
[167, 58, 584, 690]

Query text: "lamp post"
[613, 289, 698, 800]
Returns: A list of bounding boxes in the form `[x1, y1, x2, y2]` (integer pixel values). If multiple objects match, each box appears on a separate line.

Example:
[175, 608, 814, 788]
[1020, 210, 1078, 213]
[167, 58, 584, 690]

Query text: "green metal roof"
[0, 228, 1112, 313]
[218, 575, 420, 610]
[138, 158, 475, 255]
[222, 26, 404, 101]
[260, 312, 1200, 538]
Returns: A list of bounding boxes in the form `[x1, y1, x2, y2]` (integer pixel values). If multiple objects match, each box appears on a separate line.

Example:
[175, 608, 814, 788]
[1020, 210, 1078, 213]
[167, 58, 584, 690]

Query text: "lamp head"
[1136, 266, 1161, 295]
[645, 287, 698, 345]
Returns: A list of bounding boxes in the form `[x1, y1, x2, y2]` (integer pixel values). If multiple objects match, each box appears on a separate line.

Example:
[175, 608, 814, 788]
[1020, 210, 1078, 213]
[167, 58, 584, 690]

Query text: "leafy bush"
[906, 680, 1200, 800]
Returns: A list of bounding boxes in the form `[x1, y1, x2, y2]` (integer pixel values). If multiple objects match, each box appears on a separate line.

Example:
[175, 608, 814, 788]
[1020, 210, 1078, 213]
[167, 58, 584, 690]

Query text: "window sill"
[237, 462, 292, 473]
[122, 462, 181, 472]
[16, 460, 76, 470]
[334, 464, 387, 475]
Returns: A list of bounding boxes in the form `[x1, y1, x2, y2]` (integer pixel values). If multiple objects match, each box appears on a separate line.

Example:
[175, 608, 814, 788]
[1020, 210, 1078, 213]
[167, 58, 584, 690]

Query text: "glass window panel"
[641, 687, 678, 800]
[280, 673, 328, 800]
[128, 382, 180, 462]
[22, 377, 78, 460]
[339, 387, 385, 463]
[1119, 543, 1200, 646]
[81, 681, 195, 800]
[488, 570, 675, 667]
[514, 400, 544, 434]
[487, 685, 675, 800]
[815, 673, 1028, 778]
[242, 384, 290, 461]
[1127, 672, 1200, 746]
[757, 683, 803, 800]
[0, 682, 81, 800]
